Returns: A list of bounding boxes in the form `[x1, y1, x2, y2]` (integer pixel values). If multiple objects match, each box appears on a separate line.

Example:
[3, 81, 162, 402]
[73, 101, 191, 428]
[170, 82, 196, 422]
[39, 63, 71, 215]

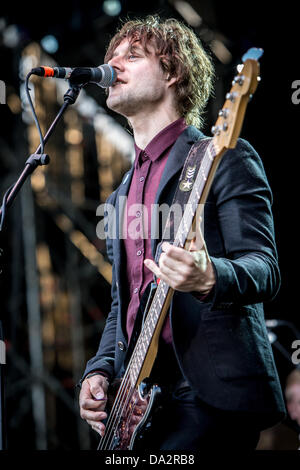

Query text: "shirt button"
[133, 287, 138, 294]
[139, 176, 145, 182]
[118, 341, 125, 351]
[136, 211, 141, 218]
[137, 250, 142, 256]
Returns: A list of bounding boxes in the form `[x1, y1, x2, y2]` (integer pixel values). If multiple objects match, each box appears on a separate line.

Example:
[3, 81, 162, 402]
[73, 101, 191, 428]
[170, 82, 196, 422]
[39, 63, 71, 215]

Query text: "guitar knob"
[223, 122, 228, 131]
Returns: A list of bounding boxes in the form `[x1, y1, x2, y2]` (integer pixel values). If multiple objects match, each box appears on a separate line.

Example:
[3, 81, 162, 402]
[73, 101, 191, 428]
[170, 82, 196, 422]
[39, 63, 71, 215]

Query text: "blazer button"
[118, 341, 125, 351]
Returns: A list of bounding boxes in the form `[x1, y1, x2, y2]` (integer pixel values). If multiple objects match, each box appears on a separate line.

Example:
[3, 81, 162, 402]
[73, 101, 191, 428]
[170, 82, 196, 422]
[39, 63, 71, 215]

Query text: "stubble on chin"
[106, 90, 141, 117]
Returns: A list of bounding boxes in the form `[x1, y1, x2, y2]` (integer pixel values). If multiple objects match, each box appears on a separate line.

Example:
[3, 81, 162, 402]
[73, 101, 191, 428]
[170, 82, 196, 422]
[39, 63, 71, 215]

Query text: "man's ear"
[165, 75, 178, 87]
[159, 57, 177, 87]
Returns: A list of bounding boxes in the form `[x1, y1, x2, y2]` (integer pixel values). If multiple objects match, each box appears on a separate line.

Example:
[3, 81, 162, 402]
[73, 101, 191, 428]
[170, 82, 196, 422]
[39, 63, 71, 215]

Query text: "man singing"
[79, 15, 285, 450]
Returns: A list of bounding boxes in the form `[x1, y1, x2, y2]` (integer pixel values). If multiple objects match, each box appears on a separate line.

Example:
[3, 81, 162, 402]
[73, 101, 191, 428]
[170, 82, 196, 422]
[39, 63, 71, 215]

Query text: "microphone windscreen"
[97, 64, 116, 88]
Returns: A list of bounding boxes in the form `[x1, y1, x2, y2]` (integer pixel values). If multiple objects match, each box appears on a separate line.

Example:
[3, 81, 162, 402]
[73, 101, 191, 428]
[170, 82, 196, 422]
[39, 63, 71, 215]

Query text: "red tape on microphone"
[42, 66, 55, 77]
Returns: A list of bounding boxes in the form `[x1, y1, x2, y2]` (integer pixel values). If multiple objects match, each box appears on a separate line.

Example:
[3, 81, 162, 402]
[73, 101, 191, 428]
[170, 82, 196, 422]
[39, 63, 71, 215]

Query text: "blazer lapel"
[113, 166, 134, 281]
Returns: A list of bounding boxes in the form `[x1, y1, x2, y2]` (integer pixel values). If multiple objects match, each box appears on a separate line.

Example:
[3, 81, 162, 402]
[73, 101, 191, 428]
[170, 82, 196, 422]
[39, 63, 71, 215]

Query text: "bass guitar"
[98, 47, 264, 450]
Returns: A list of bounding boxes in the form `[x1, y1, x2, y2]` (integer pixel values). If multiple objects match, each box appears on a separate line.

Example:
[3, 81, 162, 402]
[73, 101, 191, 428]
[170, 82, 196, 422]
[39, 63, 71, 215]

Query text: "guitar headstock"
[211, 47, 263, 154]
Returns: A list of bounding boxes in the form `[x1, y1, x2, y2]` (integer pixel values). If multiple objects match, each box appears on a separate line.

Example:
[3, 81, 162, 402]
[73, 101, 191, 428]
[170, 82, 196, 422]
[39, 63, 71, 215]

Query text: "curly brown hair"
[104, 15, 215, 129]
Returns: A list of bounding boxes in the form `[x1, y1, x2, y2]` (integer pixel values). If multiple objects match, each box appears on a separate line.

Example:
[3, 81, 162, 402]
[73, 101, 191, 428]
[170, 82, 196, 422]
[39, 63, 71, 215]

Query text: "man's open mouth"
[113, 79, 126, 86]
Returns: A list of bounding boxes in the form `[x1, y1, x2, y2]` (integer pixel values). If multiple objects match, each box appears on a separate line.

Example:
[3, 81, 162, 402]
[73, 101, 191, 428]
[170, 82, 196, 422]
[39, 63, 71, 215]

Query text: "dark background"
[0, 0, 299, 451]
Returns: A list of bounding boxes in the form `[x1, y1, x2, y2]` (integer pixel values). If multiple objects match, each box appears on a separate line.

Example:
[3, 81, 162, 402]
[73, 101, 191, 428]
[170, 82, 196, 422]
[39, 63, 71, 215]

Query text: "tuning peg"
[211, 125, 221, 135]
[222, 122, 228, 131]
[218, 108, 229, 118]
[226, 92, 237, 102]
[232, 74, 245, 86]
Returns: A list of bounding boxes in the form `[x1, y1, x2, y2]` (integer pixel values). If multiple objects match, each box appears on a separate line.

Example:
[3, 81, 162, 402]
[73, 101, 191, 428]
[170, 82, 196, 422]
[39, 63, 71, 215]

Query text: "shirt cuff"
[77, 369, 111, 389]
[192, 286, 215, 302]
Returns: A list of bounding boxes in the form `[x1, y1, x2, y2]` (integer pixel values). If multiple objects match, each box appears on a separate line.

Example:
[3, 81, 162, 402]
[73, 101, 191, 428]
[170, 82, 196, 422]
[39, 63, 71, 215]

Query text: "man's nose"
[108, 55, 124, 71]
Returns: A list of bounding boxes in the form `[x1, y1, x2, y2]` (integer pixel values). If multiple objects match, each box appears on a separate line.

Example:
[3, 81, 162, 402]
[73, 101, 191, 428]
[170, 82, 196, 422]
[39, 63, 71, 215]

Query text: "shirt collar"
[134, 117, 187, 166]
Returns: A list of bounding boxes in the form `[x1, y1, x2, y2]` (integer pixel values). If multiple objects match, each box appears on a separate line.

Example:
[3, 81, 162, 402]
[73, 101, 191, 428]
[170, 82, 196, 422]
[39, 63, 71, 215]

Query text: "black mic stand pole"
[0, 83, 82, 450]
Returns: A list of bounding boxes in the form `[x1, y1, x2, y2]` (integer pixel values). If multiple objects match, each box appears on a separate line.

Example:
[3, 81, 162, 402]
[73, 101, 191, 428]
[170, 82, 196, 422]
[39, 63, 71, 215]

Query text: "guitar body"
[103, 379, 162, 450]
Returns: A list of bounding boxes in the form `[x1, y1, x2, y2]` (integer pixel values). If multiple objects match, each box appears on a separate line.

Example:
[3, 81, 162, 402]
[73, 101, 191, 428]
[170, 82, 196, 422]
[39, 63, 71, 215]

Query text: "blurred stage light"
[103, 0, 122, 17]
[210, 38, 232, 64]
[7, 93, 22, 114]
[0, 18, 6, 32]
[268, 331, 277, 344]
[173, 0, 202, 28]
[41, 35, 59, 54]
[3, 24, 20, 48]
[171, 0, 232, 64]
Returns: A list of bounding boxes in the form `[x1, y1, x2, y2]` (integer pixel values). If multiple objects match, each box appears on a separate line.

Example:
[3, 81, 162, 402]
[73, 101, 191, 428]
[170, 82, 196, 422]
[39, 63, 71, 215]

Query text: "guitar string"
[99, 327, 156, 448]
[98, 373, 132, 449]
[99, 285, 164, 449]
[100, 282, 169, 449]
[100, 286, 166, 448]
[99, 141, 215, 449]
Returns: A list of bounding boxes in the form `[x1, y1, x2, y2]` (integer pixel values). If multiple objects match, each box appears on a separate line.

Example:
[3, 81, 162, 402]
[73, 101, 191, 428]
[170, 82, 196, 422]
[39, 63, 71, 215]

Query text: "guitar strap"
[153, 136, 212, 267]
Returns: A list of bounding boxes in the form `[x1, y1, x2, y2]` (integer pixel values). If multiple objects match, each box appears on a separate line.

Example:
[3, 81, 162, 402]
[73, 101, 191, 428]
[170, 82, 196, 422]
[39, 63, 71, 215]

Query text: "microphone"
[30, 64, 116, 88]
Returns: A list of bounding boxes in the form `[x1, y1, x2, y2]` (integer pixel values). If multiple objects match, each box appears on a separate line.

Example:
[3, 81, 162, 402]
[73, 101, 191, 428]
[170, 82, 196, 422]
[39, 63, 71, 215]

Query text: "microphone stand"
[0, 83, 82, 450]
[0, 85, 82, 215]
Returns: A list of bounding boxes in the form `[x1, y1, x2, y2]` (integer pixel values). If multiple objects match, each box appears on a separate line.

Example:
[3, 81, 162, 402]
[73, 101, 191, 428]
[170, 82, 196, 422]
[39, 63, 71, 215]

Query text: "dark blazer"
[83, 126, 286, 429]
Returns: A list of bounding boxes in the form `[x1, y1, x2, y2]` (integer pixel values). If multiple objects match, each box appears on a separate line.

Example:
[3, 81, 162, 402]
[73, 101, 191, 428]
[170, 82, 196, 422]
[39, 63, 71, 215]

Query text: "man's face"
[286, 384, 300, 425]
[106, 38, 171, 118]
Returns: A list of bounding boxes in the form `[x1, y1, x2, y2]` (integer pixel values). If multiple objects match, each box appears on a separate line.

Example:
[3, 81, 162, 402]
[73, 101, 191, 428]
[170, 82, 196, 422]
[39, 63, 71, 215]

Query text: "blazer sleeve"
[206, 138, 281, 309]
[81, 192, 119, 381]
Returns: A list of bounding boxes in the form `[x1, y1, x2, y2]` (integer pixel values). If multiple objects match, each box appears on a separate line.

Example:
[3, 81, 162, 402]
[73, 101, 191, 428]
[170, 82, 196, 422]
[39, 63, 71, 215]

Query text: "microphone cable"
[24, 70, 45, 156]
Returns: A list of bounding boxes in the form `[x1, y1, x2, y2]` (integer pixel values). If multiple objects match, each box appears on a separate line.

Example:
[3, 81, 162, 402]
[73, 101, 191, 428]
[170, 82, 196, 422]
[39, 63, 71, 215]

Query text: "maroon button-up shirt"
[123, 118, 187, 344]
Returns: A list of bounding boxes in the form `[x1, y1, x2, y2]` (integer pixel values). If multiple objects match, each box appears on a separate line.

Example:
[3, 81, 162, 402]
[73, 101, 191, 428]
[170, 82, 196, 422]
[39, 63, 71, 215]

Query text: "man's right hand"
[79, 374, 109, 436]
